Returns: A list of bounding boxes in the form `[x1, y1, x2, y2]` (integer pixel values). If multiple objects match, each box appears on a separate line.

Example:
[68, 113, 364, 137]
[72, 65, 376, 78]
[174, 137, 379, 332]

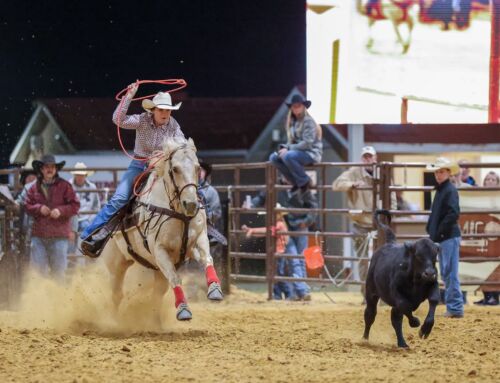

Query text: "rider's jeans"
[81, 159, 146, 239]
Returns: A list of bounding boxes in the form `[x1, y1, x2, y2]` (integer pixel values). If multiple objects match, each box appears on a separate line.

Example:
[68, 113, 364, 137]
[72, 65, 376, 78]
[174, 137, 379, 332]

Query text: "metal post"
[112, 170, 118, 189]
[377, 163, 392, 244]
[265, 163, 276, 300]
[233, 168, 241, 274]
[373, 163, 380, 249]
[489, 0, 500, 123]
[401, 97, 409, 124]
[321, 165, 327, 234]
[221, 198, 231, 295]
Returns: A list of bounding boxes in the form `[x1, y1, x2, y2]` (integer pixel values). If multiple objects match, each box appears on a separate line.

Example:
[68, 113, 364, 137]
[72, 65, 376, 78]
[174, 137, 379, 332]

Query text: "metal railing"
[213, 161, 500, 299]
[1, 161, 499, 304]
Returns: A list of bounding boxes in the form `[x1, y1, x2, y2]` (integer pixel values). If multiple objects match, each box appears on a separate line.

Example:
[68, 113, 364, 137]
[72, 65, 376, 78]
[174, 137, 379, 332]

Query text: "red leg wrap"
[173, 286, 186, 308]
[205, 265, 220, 286]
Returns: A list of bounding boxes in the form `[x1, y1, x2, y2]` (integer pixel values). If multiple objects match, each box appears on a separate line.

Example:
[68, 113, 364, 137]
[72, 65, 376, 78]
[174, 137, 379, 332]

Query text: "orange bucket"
[304, 245, 324, 278]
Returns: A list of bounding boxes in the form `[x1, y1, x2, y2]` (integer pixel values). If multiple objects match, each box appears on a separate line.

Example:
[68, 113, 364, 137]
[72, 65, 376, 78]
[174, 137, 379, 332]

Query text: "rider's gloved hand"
[126, 80, 139, 98]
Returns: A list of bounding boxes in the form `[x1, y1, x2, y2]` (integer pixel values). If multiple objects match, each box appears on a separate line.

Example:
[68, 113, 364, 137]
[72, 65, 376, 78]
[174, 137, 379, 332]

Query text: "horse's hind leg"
[193, 235, 223, 301]
[154, 245, 192, 321]
[390, 20, 406, 52]
[152, 271, 169, 329]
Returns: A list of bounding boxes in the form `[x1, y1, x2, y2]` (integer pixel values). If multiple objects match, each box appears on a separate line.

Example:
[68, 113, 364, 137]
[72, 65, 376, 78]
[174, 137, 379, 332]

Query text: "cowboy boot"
[80, 221, 115, 258]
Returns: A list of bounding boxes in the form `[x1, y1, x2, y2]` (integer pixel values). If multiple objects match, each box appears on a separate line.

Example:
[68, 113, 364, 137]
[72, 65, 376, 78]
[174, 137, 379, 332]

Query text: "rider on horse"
[81, 82, 185, 256]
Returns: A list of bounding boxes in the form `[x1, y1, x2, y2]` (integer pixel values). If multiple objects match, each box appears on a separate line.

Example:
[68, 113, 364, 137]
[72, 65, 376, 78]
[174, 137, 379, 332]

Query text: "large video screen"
[306, 0, 492, 123]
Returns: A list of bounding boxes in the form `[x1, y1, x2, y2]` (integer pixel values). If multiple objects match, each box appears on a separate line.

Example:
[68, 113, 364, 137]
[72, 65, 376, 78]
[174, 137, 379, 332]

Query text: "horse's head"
[156, 137, 200, 216]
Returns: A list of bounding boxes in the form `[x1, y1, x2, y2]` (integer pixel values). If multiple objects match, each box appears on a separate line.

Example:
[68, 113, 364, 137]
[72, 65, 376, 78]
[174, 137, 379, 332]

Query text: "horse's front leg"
[403, 16, 414, 54]
[366, 18, 375, 49]
[102, 238, 131, 318]
[193, 233, 223, 301]
[154, 244, 192, 321]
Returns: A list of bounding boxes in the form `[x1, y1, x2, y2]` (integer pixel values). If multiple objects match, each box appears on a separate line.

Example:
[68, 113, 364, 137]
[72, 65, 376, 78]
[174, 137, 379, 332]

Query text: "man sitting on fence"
[24, 155, 80, 281]
[331, 146, 395, 297]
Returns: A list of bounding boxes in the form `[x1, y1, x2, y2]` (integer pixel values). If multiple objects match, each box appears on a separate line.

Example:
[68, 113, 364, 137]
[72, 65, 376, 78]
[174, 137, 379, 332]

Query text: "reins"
[119, 142, 201, 270]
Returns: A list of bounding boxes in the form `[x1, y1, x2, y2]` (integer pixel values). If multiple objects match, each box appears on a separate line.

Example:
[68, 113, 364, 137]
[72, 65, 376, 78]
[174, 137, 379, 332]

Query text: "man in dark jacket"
[426, 157, 463, 318]
[25, 155, 80, 280]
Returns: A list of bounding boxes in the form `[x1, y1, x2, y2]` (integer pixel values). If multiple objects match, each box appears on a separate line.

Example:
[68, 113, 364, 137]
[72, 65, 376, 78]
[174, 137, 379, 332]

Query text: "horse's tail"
[374, 209, 396, 244]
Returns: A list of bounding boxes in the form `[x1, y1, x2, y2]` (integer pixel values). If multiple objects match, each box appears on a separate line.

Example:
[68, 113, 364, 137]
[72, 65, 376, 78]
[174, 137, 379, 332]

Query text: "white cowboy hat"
[142, 92, 182, 112]
[70, 162, 94, 176]
[426, 157, 460, 175]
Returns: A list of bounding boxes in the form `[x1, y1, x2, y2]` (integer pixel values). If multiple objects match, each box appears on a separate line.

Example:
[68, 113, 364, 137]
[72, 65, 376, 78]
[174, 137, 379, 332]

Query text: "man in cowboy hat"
[426, 157, 463, 318]
[80, 82, 185, 256]
[24, 154, 80, 280]
[69, 162, 101, 256]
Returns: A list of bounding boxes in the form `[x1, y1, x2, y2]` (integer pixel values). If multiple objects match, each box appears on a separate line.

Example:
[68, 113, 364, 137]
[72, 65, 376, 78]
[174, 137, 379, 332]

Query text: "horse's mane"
[149, 137, 197, 178]
[157, 137, 196, 158]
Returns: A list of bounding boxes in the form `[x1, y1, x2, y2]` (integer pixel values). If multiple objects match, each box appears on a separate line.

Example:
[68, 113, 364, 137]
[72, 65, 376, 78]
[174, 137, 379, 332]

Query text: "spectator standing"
[70, 162, 100, 230]
[69, 162, 101, 259]
[15, 169, 38, 268]
[458, 159, 476, 186]
[426, 157, 464, 318]
[25, 155, 80, 280]
[474, 171, 500, 306]
[198, 160, 222, 229]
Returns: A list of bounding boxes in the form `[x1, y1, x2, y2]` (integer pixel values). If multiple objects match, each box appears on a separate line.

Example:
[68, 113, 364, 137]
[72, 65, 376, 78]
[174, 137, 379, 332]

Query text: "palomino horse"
[100, 137, 223, 322]
[357, 0, 415, 54]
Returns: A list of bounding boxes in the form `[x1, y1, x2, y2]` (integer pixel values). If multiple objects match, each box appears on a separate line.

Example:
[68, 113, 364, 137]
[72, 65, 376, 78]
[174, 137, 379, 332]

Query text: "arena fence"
[212, 161, 500, 300]
[1, 161, 499, 305]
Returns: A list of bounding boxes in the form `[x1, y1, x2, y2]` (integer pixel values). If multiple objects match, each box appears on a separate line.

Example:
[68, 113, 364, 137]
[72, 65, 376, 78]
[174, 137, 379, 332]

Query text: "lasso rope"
[114, 79, 187, 162]
[113, 79, 188, 196]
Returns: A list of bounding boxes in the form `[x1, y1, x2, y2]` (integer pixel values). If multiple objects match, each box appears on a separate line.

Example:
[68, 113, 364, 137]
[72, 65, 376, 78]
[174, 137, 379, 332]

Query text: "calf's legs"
[363, 294, 379, 340]
[391, 307, 408, 348]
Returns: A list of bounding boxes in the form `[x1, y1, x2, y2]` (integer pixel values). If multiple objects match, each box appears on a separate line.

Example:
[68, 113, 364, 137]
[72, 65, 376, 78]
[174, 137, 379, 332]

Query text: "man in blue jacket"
[426, 157, 463, 318]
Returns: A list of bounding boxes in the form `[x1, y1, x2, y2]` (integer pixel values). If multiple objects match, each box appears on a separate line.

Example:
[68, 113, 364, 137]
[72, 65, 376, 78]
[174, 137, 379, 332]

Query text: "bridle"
[163, 144, 199, 212]
[124, 143, 202, 270]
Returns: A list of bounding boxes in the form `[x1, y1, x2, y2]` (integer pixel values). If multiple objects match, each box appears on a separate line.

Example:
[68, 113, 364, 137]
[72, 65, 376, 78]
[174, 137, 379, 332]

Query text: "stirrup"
[80, 226, 112, 258]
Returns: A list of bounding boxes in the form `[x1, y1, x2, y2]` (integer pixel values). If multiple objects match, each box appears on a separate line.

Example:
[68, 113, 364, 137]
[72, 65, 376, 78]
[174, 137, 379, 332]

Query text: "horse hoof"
[207, 282, 223, 301]
[176, 303, 192, 321]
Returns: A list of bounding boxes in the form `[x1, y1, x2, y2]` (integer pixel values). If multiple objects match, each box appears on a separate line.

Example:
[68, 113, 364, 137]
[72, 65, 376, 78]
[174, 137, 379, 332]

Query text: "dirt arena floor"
[0, 267, 499, 383]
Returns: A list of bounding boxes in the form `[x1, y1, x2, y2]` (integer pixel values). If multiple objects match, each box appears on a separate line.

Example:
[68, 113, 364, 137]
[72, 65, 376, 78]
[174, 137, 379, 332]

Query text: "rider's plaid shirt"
[112, 95, 185, 157]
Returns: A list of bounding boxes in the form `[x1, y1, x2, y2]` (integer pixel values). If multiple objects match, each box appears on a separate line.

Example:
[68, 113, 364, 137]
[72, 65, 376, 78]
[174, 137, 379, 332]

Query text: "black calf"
[363, 210, 440, 348]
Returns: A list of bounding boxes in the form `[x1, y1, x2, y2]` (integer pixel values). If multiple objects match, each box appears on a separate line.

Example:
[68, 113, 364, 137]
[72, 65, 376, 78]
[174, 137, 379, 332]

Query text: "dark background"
[0, 0, 306, 165]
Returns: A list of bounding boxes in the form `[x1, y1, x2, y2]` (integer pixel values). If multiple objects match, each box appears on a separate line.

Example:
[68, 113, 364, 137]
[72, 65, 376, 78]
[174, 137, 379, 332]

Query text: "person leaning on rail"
[331, 146, 396, 297]
[80, 82, 185, 257]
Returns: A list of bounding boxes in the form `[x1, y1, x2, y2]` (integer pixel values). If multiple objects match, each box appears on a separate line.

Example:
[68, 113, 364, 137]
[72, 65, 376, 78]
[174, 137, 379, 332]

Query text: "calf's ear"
[404, 241, 415, 256]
